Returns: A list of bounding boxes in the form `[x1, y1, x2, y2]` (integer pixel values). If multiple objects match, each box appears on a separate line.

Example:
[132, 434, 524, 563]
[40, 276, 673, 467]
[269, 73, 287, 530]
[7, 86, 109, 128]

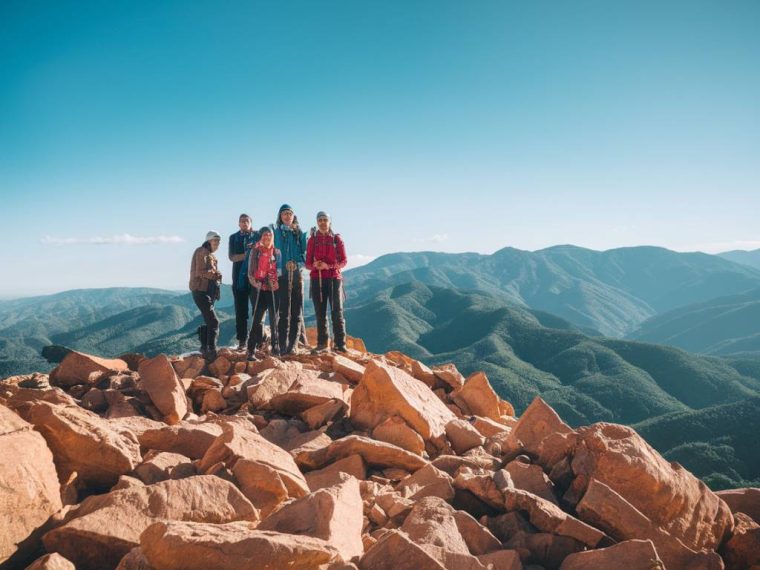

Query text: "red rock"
[298, 434, 428, 473]
[570, 422, 733, 552]
[503, 488, 606, 547]
[720, 512, 760, 570]
[259, 475, 364, 561]
[359, 530, 446, 570]
[50, 351, 128, 387]
[576, 477, 725, 570]
[200, 388, 226, 413]
[115, 548, 152, 570]
[140, 521, 342, 569]
[351, 360, 455, 441]
[133, 450, 194, 484]
[333, 355, 366, 383]
[18, 401, 141, 488]
[208, 355, 232, 378]
[411, 359, 436, 387]
[372, 416, 426, 455]
[138, 355, 188, 425]
[471, 416, 508, 438]
[559, 538, 662, 569]
[450, 372, 507, 422]
[137, 421, 222, 459]
[505, 532, 583, 570]
[270, 376, 345, 415]
[306, 454, 368, 491]
[171, 355, 204, 378]
[446, 419, 485, 454]
[505, 396, 573, 463]
[476, 550, 522, 570]
[717, 487, 760, 524]
[246, 364, 304, 409]
[0, 406, 63, 567]
[197, 421, 309, 516]
[431, 363, 465, 390]
[43, 475, 258, 570]
[396, 464, 455, 501]
[504, 459, 558, 505]
[301, 398, 347, 430]
[452, 468, 506, 511]
[24, 553, 76, 570]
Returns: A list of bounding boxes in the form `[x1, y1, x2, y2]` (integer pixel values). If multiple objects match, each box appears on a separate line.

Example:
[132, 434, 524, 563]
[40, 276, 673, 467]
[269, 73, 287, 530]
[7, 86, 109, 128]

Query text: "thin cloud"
[41, 234, 185, 246]
[346, 254, 376, 268]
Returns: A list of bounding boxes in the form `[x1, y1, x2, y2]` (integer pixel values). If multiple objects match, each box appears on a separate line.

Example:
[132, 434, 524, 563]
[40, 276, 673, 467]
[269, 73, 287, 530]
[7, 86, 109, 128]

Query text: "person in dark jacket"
[271, 204, 308, 355]
[228, 213, 259, 350]
[189, 231, 222, 361]
[246, 227, 281, 361]
[306, 211, 348, 352]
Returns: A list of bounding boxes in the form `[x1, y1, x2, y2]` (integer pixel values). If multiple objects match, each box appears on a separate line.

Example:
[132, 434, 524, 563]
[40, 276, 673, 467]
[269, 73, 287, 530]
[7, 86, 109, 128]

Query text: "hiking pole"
[286, 261, 295, 351]
[270, 287, 279, 354]
[250, 286, 261, 351]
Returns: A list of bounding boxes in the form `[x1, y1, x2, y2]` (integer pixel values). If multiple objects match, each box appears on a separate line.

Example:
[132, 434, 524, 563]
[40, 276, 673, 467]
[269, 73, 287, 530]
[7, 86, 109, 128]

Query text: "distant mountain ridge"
[344, 245, 760, 337]
[718, 248, 760, 270]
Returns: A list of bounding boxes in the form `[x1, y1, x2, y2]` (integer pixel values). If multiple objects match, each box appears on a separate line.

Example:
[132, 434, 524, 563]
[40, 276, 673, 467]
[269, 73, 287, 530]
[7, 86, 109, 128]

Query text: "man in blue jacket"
[272, 204, 307, 355]
[228, 213, 258, 350]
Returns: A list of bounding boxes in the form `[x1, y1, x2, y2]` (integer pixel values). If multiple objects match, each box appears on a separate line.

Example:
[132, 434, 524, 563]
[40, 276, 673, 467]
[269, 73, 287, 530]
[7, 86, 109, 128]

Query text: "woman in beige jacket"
[189, 231, 222, 360]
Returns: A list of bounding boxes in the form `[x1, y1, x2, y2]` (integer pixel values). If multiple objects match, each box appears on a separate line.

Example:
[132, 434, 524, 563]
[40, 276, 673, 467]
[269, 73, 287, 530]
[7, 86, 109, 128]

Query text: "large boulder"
[43, 475, 258, 570]
[259, 475, 364, 562]
[269, 376, 344, 415]
[24, 553, 76, 570]
[137, 355, 188, 425]
[716, 487, 760, 524]
[0, 406, 63, 567]
[298, 434, 428, 472]
[350, 360, 455, 441]
[140, 521, 342, 570]
[505, 396, 574, 465]
[137, 421, 223, 459]
[559, 539, 663, 570]
[360, 530, 446, 570]
[720, 512, 760, 570]
[570, 422, 733, 552]
[197, 421, 309, 516]
[451, 372, 510, 421]
[17, 401, 141, 488]
[332, 354, 365, 383]
[50, 351, 128, 387]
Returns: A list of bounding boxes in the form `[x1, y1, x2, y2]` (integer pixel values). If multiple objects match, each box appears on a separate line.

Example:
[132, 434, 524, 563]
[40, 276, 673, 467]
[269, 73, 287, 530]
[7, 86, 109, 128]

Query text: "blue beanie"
[278, 204, 293, 215]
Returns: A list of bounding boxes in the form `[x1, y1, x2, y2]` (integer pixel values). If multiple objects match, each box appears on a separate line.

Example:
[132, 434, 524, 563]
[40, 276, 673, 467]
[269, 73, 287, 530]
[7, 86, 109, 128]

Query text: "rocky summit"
[1, 338, 759, 570]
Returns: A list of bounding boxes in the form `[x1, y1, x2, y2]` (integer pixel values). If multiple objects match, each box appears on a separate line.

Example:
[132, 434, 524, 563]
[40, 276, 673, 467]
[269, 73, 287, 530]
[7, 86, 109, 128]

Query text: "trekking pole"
[251, 286, 261, 350]
[286, 261, 295, 351]
[271, 287, 279, 354]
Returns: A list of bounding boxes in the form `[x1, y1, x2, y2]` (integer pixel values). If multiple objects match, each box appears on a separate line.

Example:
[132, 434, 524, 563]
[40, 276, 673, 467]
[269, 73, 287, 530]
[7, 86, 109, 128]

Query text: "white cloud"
[40, 234, 185, 246]
[346, 254, 376, 268]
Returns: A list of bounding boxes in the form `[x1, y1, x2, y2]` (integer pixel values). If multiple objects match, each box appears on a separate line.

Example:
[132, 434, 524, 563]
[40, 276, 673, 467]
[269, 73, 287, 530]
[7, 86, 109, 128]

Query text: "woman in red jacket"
[246, 227, 281, 361]
[306, 211, 348, 353]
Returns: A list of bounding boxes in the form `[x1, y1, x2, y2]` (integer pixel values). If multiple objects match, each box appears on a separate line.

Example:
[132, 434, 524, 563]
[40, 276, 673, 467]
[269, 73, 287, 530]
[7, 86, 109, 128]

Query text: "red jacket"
[247, 244, 281, 291]
[306, 232, 347, 280]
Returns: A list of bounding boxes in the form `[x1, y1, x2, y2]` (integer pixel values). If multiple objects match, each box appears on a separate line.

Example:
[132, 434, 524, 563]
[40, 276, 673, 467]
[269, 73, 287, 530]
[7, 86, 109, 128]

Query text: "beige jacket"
[189, 245, 220, 293]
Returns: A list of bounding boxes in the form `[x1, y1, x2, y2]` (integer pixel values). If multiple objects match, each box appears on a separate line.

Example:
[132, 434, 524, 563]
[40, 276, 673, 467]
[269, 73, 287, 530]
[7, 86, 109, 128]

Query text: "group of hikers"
[188, 204, 348, 362]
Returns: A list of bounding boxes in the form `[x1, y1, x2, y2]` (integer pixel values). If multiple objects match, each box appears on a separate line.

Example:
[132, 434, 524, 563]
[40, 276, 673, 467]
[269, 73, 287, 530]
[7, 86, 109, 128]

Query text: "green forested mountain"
[629, 287, 760, 355]
[345, 245, 760, 337]
[344, 282, 760, 489]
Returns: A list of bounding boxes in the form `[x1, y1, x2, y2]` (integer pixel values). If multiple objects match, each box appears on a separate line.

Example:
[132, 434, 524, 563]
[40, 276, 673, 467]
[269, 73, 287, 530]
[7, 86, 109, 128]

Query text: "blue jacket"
[229, 230, 259, 291]
[271, 223, 307, 273]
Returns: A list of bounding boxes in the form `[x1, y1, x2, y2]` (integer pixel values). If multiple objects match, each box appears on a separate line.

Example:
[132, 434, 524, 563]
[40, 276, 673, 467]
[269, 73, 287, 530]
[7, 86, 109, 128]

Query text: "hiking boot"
[204, 349, 218, 362]
[312, 344, 329, 355]
[236, 341, 247, 352]
[246, 351, 258, 362]
[334, 345, 348, 354]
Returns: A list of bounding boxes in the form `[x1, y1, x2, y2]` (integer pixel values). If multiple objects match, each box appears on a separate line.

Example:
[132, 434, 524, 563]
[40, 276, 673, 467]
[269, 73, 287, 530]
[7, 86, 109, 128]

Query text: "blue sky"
[1, 0, 758, 296]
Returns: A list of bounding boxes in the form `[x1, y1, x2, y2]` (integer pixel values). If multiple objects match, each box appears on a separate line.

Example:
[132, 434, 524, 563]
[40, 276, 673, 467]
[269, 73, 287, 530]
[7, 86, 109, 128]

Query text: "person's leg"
[267, 290, 280, 354]
[331, 279, 347, 351]
[276, 276, 289, 355]
[287, 272, 304, 351]
[312, 278, 329, 349]
[193, 291, 219, 359]
[247, 288, 266, 357]
[232, 287, 249, 348]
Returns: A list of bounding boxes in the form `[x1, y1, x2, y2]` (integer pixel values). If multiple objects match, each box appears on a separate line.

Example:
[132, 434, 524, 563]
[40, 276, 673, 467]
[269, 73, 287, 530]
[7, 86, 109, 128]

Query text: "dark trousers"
[311, 277, 346, 349]
[247, 287, 279, 352]
[232, 286, 254, 343]
[277, 271, 304, 351]
[192, 291, 219, 352]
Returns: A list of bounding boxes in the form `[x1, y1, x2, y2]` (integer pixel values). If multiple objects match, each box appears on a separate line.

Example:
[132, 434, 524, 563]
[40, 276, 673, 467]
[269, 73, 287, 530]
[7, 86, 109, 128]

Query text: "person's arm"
[192, 248, 217, 280]
[333, 235, 347, 270]
[229, 233, 247, 262]
[305, 236, 315, 271]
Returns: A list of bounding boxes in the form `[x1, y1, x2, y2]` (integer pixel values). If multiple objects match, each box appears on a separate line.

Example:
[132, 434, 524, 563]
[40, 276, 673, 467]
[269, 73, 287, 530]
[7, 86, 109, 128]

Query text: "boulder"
[24, 553, 76, 570]
[350, 360, 455, 441]
[431, 363, 465, 390]
[136, 421, 222, 459]
[451, 372, 509, 422]
[0, 406, 63, 567]
[559, 538, 662, 569]
[259, 475, 364, 562]
[411, 359, 436, 387]
[301, 398, 348, 430]
[716, 487, 760, 524]
[570, 422, 733, 552]
[18, 401, 141, 488]
[505, 396, 573, 464]
[298, 435, 428, 473]
[137, 355, 188, 425]
[396, 464, 455, 501]
[720, 512, 760, 570]
[114, 548, 152, 570]
[269, 376, 344, 415]
[246, 364, 304, 409]
[43, 475, 258, 570]
[359, 530, 446, 570]
[197, 421, 309, 516]
[332, 355, 365, 384]
[50, 351, 128, 387]
[133, 450, 194, 484]
[446, 419, 485, 455]
[306, 454, 367, 491]
[200, 388, 226, 413]
[504, 459, 558, 505]
[372, 416, 426, 455]
[140, 521, 342, 569]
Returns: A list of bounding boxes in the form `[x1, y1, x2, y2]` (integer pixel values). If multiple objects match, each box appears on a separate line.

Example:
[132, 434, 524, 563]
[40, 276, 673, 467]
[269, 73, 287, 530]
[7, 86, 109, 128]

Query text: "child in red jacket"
[246, 227, 282, 360]
[305, 211, 348, 352]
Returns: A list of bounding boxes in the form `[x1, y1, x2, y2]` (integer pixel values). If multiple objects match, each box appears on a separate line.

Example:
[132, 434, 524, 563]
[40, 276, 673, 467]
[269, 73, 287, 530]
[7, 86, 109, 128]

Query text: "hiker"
[189, 231, 222, 361]
[246, 226, 281, 361]
[306, 211, 348, 353]
[271, 204, 308, 355]
[228, 213, 259, 350]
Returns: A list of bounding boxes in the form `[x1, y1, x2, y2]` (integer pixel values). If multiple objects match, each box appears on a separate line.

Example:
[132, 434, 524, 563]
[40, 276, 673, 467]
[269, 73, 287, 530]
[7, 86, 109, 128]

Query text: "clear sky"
[1, 0, 758, 296]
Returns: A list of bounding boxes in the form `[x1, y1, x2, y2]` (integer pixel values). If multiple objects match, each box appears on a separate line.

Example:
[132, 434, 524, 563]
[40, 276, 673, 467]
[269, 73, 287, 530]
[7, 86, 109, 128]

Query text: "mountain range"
[3, 244, 760, 489]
